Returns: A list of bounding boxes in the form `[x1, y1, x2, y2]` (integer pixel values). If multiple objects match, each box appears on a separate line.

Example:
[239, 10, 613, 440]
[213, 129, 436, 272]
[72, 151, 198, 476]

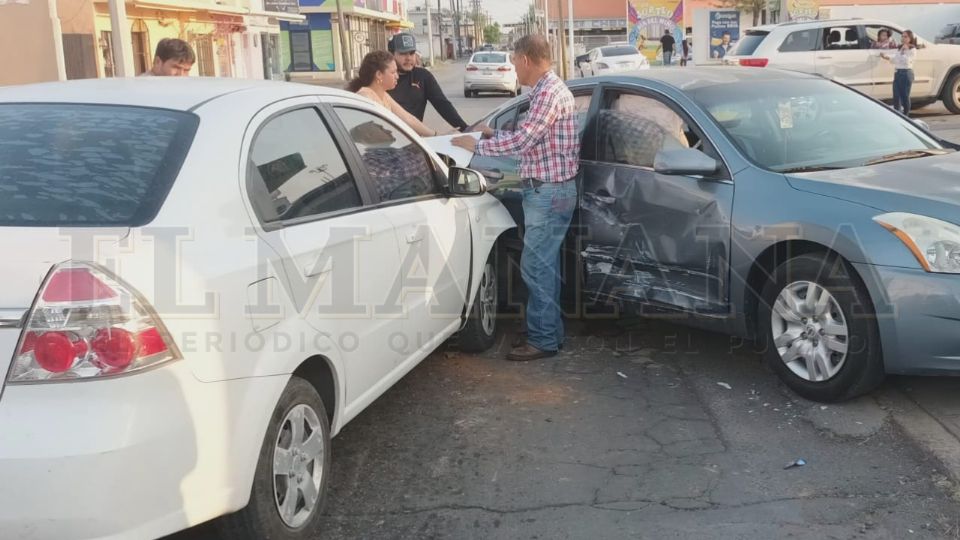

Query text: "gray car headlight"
[874, 212, 960, 274]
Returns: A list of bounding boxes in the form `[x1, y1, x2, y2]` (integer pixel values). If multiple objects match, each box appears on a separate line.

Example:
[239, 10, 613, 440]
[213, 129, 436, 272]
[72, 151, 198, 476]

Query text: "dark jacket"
[389, 67, 468, 131]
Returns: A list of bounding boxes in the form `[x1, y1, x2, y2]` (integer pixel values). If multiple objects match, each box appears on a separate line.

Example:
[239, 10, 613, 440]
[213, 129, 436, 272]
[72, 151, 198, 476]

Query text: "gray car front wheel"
[758, 253, 884, 403]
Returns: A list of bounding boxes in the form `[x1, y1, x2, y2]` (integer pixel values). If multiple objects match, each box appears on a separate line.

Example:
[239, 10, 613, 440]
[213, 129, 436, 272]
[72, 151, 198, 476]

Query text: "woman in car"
[347, 51, 438, 137]
[880, 29, 918, 116]
[871, 28, 898, 49]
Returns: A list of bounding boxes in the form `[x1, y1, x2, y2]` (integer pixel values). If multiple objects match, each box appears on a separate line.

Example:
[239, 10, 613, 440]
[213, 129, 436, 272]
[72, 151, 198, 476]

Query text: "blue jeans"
[520, 178, 577, 352]
[893, 69, 914, 116]
[663, 51, 673, 65]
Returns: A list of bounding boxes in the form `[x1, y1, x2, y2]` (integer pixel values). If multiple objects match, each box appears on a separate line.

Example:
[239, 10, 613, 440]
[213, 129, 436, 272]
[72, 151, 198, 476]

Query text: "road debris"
[717, 382, 732, 390]
[784, 458, 807, 470]
[616, 371, 628, 379]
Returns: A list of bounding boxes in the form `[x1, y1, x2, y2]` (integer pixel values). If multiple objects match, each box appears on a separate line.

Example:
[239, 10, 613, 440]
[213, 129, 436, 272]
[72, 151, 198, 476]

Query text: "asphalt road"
[169, 63, 960, 540]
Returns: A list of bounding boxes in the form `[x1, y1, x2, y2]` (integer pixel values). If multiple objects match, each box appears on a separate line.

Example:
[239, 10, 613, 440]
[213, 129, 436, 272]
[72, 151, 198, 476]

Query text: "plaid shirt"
[476, 71, 580, 183]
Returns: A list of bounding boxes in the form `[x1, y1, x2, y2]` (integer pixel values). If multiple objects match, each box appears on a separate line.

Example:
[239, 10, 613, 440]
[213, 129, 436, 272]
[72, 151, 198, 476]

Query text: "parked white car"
[723, 18, 960, 113]
[580, 45, 650, 77]
[0, 78, 514, 540]
[464, 51, 520, 97]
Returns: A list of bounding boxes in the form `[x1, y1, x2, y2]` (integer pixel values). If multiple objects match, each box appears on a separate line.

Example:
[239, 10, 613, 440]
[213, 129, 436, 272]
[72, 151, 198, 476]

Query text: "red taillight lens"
[34, 331, 77, 373]
[42, 267, 116, 303]
[497, 66, 511, 71]
[8, 262, 181, 383]
[466, 65, 479, 71]
[739, 58, 769, 68]
[92, 328, 137, 369]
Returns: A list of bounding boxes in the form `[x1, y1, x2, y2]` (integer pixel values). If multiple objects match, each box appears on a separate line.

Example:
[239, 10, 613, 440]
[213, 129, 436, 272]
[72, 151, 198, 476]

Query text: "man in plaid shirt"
[453, 34, 580, 361]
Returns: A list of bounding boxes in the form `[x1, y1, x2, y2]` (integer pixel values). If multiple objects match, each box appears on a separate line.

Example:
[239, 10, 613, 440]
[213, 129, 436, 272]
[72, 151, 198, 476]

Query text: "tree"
[484, 22, 501, 45]
[715, 0, 768, 26]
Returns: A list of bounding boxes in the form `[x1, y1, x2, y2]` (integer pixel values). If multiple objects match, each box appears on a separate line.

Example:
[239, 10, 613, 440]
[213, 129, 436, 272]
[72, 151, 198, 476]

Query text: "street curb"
[877, 386, 960, 490]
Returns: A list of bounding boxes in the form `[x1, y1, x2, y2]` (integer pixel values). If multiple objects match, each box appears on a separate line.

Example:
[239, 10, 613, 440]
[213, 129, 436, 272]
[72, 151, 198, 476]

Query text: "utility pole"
[335, 0, 353, 79]
[437, 0, 444, 60]
[426, 0, 435, 66]
[452, 0, 461, 57]
[567, 0, 574, 79]
[48, 0, 66, 80]
[107, 0, 135, 76]
[555, 0, 565, 78]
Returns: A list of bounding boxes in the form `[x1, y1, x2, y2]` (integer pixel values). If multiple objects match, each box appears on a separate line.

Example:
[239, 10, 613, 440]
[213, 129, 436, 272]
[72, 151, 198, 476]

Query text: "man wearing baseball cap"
[388, 33, 469, 132]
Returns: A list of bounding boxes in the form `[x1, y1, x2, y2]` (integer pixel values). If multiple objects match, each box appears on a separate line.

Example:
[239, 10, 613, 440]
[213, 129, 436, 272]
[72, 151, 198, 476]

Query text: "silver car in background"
[464, 52, 520, 98]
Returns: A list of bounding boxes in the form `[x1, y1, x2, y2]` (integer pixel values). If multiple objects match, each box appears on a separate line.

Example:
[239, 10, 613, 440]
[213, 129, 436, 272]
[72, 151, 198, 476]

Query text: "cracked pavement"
[317, 319, 960, 539]
[171, 318, 960, 540]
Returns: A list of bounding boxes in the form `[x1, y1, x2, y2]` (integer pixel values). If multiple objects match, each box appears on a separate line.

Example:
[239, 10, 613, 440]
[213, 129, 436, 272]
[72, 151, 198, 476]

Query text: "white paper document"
[423, 132, 482, 168]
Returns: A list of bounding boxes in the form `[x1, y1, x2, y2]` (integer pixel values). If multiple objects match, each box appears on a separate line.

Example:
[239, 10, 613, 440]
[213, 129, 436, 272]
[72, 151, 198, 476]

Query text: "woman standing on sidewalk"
[881, 30, 918, 116]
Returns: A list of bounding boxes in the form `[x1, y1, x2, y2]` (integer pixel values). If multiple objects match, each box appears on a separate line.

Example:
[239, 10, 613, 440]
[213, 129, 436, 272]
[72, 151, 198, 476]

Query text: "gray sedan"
[459, 67, 960, 403]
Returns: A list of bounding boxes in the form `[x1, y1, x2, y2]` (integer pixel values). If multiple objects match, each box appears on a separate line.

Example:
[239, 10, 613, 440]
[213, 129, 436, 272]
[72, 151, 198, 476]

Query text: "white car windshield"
[689, 78, 950, 172]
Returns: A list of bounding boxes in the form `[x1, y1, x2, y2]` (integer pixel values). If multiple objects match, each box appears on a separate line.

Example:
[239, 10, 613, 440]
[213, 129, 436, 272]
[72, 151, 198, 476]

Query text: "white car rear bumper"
[0, 361, 287, 540]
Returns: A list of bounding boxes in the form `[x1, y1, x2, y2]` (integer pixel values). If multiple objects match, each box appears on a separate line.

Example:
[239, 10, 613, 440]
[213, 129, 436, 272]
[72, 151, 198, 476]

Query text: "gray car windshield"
[689, 79, 948, 172]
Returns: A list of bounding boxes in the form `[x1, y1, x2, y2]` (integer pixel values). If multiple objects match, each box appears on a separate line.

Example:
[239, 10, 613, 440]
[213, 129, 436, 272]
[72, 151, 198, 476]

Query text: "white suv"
[723, 19, 960, 113]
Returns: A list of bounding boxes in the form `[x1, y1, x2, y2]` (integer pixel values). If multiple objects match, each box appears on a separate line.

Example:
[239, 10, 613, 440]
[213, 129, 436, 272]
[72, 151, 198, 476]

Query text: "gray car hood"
[786, 152, 960, 222]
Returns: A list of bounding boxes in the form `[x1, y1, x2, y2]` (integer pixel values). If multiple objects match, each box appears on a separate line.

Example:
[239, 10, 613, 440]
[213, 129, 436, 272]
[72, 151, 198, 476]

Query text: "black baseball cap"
[389, 33, 417, 54]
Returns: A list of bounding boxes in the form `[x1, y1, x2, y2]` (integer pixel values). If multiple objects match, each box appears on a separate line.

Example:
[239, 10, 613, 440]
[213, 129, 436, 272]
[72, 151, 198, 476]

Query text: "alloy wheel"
[770, 281, 849, 382]
[273, 404, 325, 528]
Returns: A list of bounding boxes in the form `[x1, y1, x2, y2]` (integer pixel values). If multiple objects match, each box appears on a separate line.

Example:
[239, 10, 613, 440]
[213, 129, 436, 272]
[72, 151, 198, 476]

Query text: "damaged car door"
[579, 86, 734, 314]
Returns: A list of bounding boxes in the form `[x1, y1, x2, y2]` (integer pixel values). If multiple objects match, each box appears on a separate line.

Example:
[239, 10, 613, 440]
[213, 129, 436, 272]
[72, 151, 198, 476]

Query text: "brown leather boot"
[505, 343, 557, 362]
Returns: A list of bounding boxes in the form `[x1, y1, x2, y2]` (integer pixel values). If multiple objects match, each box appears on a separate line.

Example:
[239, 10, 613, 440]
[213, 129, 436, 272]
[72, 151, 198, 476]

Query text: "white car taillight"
[7, 262, 181, 383]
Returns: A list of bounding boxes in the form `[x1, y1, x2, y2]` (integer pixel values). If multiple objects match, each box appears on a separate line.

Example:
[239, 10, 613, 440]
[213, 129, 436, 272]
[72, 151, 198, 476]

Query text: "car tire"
[457, 249, 500, 353]
[216, 377, 332, 540]
[941, 70, 960, 114]
[464, 89, 472, 98]
[757, 253, 884, 403]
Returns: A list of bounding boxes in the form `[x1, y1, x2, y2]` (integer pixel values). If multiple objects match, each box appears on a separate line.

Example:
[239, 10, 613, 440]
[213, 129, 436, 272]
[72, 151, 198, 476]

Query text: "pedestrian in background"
[680, 37, 690, 66]
[881, 29, 918, 116]
[347, 51, 438, 137]
[388, 33, 469, 132]
[657, 30, 676, 66]
[871, 28, 898, 49]
[451, 34, 580, 361]
[140, 38, 195, 77]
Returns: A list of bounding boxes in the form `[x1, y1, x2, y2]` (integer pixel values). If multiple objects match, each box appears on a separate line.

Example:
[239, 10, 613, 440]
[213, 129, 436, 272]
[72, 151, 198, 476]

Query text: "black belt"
[522, 177, 576, 188]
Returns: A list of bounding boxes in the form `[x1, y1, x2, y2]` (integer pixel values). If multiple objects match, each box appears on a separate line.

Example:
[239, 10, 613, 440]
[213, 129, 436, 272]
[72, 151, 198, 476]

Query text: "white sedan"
[581, 45, 650, 77]
[464, 51, 520, 97]
[0, 78, 514, 539]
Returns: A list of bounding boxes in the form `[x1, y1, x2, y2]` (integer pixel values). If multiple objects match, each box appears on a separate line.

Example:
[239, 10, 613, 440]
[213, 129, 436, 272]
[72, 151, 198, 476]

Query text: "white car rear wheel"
[217, 377, 332, 539]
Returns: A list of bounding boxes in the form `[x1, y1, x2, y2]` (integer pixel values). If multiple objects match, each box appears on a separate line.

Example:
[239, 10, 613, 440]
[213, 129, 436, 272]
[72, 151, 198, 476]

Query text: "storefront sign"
[709, 11, 739, 59]
[265, 0, 299, 14]
[628, 0, 684, 63]
[788, 0, 819, 22]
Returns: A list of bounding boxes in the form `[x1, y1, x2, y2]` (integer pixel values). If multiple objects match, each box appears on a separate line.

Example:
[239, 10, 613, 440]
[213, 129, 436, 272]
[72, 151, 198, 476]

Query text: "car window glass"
[598, 94, 691, 168]
[690, 79, 945, 172]
[249, 108, 361, 222]
[865, 25, 902, 48]
[732, 31, 768, 55]
[493, 107, 517, 130]
[779, 29, 819, 52]
[823, 26, 863, 50]
[472, 53, 507, 63]
[334, 107, 440, 202]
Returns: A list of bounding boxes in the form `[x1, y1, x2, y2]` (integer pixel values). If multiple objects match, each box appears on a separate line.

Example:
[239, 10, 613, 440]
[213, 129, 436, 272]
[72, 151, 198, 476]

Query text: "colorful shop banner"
[709, 11, 739, 60]
[788, 0, 819, 22]
[628, 0, 684, 63]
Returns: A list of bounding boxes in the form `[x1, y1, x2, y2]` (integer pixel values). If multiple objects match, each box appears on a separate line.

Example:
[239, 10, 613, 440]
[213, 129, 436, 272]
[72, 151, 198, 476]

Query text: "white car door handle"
[406, 233, 424, 244]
